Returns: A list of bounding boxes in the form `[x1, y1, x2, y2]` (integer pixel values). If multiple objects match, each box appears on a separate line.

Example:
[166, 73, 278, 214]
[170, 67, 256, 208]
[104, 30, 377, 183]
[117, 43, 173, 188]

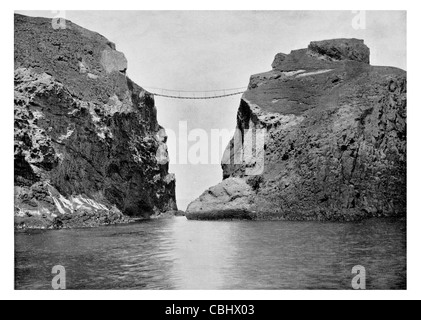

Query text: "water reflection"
[170, 219, 238, 289]
[15, 217, 406, 290]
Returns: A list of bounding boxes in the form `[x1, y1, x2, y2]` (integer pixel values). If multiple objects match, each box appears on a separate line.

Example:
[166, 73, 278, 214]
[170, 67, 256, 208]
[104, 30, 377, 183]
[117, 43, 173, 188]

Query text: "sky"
[16, 11, 407, 210]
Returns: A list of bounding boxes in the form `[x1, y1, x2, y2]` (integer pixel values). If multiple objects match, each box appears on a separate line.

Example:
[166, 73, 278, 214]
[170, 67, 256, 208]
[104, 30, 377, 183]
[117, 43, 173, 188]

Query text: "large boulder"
[308, 38, 370, 64]
[186, 178, 255, 220]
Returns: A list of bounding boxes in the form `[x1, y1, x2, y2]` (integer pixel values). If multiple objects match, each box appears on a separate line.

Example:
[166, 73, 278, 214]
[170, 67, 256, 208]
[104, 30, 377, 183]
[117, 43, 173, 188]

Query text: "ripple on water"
[15, 217, 406, 290]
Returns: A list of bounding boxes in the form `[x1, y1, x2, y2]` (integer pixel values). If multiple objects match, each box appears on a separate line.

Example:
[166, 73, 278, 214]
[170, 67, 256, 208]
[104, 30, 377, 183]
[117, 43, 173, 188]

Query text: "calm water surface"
[15, 217, 406, 290]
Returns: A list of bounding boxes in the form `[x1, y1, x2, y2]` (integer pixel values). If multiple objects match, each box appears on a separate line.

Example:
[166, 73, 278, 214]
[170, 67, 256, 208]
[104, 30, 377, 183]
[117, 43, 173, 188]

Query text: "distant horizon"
[15, 10, 407, 210]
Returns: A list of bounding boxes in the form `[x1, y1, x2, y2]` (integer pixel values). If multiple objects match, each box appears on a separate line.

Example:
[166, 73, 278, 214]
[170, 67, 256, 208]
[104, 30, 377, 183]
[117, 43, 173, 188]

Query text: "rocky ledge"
[14, 14, 178, 229]
[186, 39, 406, 221]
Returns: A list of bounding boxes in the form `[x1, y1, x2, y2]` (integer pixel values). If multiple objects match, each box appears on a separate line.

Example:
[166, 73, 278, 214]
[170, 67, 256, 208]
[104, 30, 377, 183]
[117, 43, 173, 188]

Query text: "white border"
[2, 1, 419, 300]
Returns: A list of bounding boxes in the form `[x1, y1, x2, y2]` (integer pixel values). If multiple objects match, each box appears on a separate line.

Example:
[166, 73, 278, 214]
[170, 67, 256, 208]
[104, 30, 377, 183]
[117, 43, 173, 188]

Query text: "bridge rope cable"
[143, 86, 248, 99]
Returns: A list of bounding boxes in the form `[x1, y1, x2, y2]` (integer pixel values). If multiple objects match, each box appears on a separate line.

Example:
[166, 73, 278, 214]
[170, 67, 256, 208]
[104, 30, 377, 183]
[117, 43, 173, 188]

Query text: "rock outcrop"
[187, 39, 406, 221]
[186, 178, 255, 220]
[14, 14, 178, 229]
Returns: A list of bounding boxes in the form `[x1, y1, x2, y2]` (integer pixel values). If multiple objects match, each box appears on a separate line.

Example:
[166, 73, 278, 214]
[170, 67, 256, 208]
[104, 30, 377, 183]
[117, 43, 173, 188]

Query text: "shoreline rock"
[14, 210, 135, 230]
[14, 14, 178, 229]
[14, 209, 188, 230]
[150, 210, 186, 219]
[186, 178, 255, 220]
[187, 38, 406, 221]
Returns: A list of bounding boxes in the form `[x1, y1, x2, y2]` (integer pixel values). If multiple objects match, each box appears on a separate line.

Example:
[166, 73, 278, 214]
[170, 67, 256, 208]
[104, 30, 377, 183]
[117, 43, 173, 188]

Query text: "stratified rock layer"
[187, 39, 406, 221]
[14, 14, 177, 229]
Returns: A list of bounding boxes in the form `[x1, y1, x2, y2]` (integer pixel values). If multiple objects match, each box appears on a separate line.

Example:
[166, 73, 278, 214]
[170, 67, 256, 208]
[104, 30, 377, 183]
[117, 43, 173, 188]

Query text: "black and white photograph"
[2, 1, 419, 302]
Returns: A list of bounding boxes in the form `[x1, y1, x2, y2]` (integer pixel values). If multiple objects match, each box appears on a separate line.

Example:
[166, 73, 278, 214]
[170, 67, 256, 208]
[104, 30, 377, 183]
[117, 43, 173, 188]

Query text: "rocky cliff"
[14, 14, 178, 229]
[187, 39, 406, 221]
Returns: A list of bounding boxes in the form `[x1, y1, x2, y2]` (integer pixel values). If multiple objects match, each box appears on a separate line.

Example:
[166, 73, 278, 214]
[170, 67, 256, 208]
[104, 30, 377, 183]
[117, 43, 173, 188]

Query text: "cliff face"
[187, 39, 406, 221]
[14, 14, 177, 229]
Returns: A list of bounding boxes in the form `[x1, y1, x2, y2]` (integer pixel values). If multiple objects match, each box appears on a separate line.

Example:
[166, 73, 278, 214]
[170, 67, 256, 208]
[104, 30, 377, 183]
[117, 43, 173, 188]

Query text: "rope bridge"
[144, 87, 248, 100]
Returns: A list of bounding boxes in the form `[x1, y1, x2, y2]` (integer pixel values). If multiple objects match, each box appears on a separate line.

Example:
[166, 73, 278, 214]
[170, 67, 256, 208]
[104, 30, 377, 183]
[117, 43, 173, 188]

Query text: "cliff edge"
[186, 39, 406, 221]
[14, 14, 178, 229]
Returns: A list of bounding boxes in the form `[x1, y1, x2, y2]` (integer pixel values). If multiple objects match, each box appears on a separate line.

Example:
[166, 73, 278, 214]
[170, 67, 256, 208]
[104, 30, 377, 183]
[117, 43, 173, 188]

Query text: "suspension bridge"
[144, 87, 248, 100]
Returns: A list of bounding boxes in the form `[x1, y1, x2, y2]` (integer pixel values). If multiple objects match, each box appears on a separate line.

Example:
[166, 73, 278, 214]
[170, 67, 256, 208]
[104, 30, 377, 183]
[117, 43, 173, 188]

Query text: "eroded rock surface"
[186, 178, 255, 220]
[187, 39, 406, 221]
[14, 14, 177, 229]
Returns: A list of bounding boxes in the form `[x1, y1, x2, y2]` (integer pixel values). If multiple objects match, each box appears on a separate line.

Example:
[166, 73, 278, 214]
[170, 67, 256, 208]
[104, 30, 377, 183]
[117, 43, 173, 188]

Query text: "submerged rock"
[14, 14, 178, 229]
[187, 38, 406, 221]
